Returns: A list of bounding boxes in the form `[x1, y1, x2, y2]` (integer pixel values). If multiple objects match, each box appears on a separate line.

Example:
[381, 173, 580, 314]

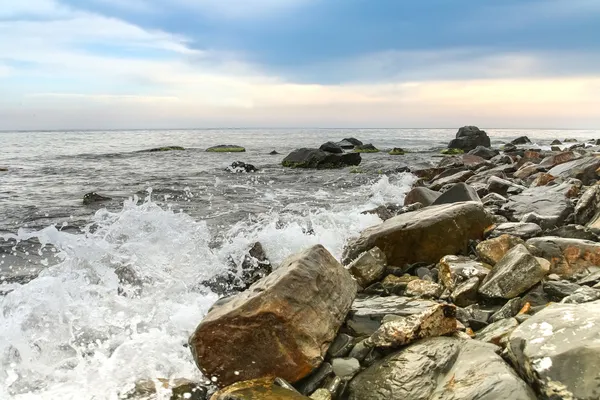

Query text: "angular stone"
[366, 304, 457, 349]
[490, 298, 523, 323]
[83, 191, 111, 205]
[548, 155, 600, 185]
[405, 279, 444, 298]
[211, 378, 310, 399]
[539, 151, 580, 168]
[347, 247, 386, 288]
[342, 202, 493, 267]
[309, 389, 331, 400]
[468, 146, 499, 160]
[326, 333, 355, 359]
[486, 222, 542, 240]
[507, 301, 600, 400]
[530, 173, 556, 187]
[403, 186, 441, 207]
[189, 245, 357, 387]
[543, 280, 581, 301]
[546, 224, 600, 241]
[331, 358, 360, 380]
[348, 337, 535, 400]
[481, 192, 508, 207]
[380, 274, 417, 295]
[561, 286, 600, 304]
[514, 163, 540, 179]
[475, 318, 519, 347]
[429, 170, 475, 191]
[451, 277, 481, 307]
[296, 362, 333, 396]
[526, 236, 600, 278]
[437, 255, 490, 291]
[431, 182, 480, 205]
[448, 126, 491, 152]
[319, 142, 344, 154]
[478, 244, 550, 299]
[487, 176, 526, 197]
[476, 234, 526, 266]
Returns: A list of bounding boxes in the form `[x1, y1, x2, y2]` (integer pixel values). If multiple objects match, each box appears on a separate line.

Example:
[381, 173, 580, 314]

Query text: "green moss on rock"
[145, 146, 185, 152]
[207, 145, 246, 153]
[389, 148, 406, 155]
[441, 148, 464, 155]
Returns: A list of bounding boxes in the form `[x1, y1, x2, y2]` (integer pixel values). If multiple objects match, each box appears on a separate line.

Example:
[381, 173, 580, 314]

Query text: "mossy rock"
[389, 148, 406, 155]
[440, 148, 464, 155]
[207, 145, 246, 153]
[145, 146, 185, 152]
[350, 167, 365, 174]
[355, 149, 380, 153]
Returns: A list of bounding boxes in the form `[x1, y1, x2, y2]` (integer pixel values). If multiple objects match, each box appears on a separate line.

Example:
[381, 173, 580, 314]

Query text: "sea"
[1, 128, 598, 399]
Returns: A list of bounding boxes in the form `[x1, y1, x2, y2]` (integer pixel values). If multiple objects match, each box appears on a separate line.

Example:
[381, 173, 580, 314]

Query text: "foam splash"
[0, 173, 415, 399]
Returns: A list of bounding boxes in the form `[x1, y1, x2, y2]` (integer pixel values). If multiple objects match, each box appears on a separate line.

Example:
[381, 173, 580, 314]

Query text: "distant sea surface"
[0, 127, 598, 399]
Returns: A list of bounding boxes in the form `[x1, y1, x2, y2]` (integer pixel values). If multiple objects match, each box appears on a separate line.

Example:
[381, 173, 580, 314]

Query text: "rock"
[550, 139, 562, 145]
[429, 170, 474, 191]
[539, 151, 580, 168]
[543, 280, 583, 301]
[546, 224, 600, 241]
[550, 146, 561, 152]
[487, 176, 526, 197]
[476, 235, 526, 266]
[448, 126, 491, 152]
[503, 143, 518, 153]
[481, 192, 508, 207]
[451, 277, 481, 307]
[548, 156, 600, 185]
[431, 182, 481, 205]
[365, 304, 457, 349]
[319, 142, 344, 154]
[486, 222, 542, 240]
[331, 358, 360, 380]
[561, 286, 600, 304]
[227, 161, 258, 173]
[282, 148, 361, 169]
[348, 337, 535, 400]
[274, 377, 301, 394]
[579, 270, 600, 286]
[338, 138, 363, 148]
[475, 318, 519, 347]
[211, 378, 310, 399]
[468, 146, 499, 160]
[507, 300, 600, 400]
[206, 145, 245, 153]
[478, 244, 549, 299]
[354, 144, 379, 153]
[189, 245, 357, 387]
[388, 147, 405, 155]
[529, 173, 556, 187]
[342, 202, 493, 267]
[269, 150, 279, 155]
[526, 236, 600, 278]
[512, 136, 532, 145]
[380, 274, 417, 295]
[347, 247, 387, 288]
[123, 378, 207, 400]
[490, 298, 523, 323]
[83, 191, 111, 205]
[296, 362, 334, 395]
[327, 334, 355, 359]
[575, 184, 600, 225]
[309, 389, 331, 400]
[403, 187, 441, 207]
[461, 154, 490, 169]
[361, 203, 422, 222]
[437, 255, 490, 291]
[405, 279, 444, 298]
[144, 146, 185, 152]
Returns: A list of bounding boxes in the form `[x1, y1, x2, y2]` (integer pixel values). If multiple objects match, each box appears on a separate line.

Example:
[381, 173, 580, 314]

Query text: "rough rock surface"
[575, 185, 600, 225]
[348, 247, 387, 288]
[282, 148, 361, 169]
[189, 245, 357, 387]
[448, 126, 491, 152]
[227, 161, 258, 173]
[348, 337, 536, 400]
[486, 222, 542, 240]
[342, 202, 493, 267]
[476, 235, 525, 266]
[319, 142, 344, 154]
[548, 156, 600, 185]
[468, 146, 499, 160]
[507, 301, 600, 400]
[526, 236, 600, 278]
[431, 182, 481, 205]
[475, 317, 519, 347]
[429, 170, 475, 191]
[437, 255, 490, 292]
[404, 187, 441, 207]
[539, 151, 580, 168]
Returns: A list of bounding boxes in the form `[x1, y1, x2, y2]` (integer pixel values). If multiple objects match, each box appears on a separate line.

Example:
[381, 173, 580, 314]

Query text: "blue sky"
[1, 0, 599, 129]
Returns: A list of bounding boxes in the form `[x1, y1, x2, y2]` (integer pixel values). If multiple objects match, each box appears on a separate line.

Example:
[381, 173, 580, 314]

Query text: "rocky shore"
[131, 127, 600, 399]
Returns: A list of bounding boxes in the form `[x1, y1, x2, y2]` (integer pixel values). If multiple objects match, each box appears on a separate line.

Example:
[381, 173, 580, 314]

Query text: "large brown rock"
[342, 202, 493, 267]
[526, 236, 600, 278]
[476, 234, 525, 266]
[548, 155, 600, 185]
[211, 378, 310, 399]
[539, 151, 580, 168]
[189, 245, 357, 387]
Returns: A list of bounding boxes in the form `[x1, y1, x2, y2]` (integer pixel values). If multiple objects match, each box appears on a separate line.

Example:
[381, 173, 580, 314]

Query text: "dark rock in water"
[431, 182, 481, 205]
[348, 337, 536, 400]
[319, 141, 344, 154]
[526, 236, 600, 278]
[340, 138, 363, 148]
[342, 202, 493, 267]
[551, 145, 561, 151]
[123, 378, 208, 400]
[448, 126, 491, 152]
[476, 234, 525, 266]
[574, 185, 600, 225]
[543, 280, 581, 301]
[83, 192, 111, 205]
[206, 145, 246, 152]
[548, 156, 600, 185]
[282, 148, 361, 169]
[403, 187, 441, 206]
[361, 202, 423, 221]
[546, 224, 600, 241]
[551, 139, 562, 145]
[503, 143, 518, 152]
[478, 244, 550, 299]
[468, 146, 499, 160]
[347, 247, 387, 288]
[212, 377, 310, 399]
[227, 161, 258, 173]
[354, 143, 379, 153]
[487, 222, 542, 240]
[388, 147, 405, 155]
[511, 136, 532, 145]
[189, 245, 357, 387]
[269, 150, 279, 155]
[144, 146, 185, 152]
[489, 298, 523, 323]
[507, 300, 600, 400]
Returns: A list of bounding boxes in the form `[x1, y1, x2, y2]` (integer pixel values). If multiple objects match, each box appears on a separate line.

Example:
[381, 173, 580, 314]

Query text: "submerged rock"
[282, 148, 361, 169]
[189, 245, 357, 387]
[83, 191, 111, 205]
[143, 146, 185, 152]
[342, 202, 493, 267]
[526, 236, 600, 278]
[354, 143, 379, 153]
[206, 145, 246, 152]
[388, 147, 405, 155]
[448, 126, 491, 152]
[226, 161, 258, 173]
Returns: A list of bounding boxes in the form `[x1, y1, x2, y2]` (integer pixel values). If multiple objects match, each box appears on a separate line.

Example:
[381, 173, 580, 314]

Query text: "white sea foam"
[0, 173, 415, 399]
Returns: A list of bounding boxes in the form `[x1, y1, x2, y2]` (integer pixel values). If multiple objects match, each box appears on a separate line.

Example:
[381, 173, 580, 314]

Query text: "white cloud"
[170, 0, 314, 19]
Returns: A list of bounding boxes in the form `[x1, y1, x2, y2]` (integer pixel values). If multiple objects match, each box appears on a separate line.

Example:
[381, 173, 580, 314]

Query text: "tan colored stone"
[476, 235, 526, 266]
[437, 255, 491, 291]
[405, 279, 444, 298]
[347, 247, 386, 288]
[211, 377, 310, 399]
[530, 173, 556, 187]
[514, 163, 539, 179]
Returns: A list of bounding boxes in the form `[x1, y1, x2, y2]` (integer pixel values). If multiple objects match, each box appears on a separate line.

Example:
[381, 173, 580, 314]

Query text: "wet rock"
[123, 378, 208, 400]
[348, 337, 535, 400]
[550, 139, 562, 145]
[529, 173, 556, 187]
[507, 300, 600, 400]
[347, 247, 387, 288]
[331, 358, 360, 380]
[337, 138, 363, 149]
[486, 222, 542, 240]
[546, 224, 600, 241]
[380, 274, 417, 295]
[388, 147, 406, 155]
[354, 143, 379, 153]
[490, 298, 523, 323]
[514, 163, 541, 180]
[526, 236, 600, 278]
[461, 154, 490, 169]
[296, 363, 334, 395]
[319, 142, 344, 154]
[481, 192, 508, 207]
[365, 304, 456, 349]
[437, 255, 490, 292]
[548, 156, 600, 185]
[512, 136, 532, 145]
[542, 280, 581, 301]
[429, 170, 474, 191]
[431, 182, 480, 205]
[309, 389, 331, 400]
[550, 146, 561, 152]
[144, 146, 185, 152]
[561, 286, 600, 304]
[342, 202, 493, 267]
[478, 244, 550, 299]
[451, 277, 481, 307]
[539, 151, 580, 168]
[503, 143, 518, 153]
[212, 378, 310, 399]
[476, 234, 525, 266]
[189, 245, 357, 387]
[206, 145, 245, 152]
[227, 161, 258, 173]
[403, 187, 441, 207]
[469, 146, 499, 160]
[282, 148, 361, 169]
[269, 150, 279, 155]
[574, 185, 600, 225]
[405, 279, 444, 298]
[327, 334, 355, 359]
[83, 192, 111, 205]
[448, 126, 491, 152]
[475, 318, 519, 347]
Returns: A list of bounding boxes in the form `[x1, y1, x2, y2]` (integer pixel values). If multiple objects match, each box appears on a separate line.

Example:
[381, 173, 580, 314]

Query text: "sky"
[1, 0, 599, 130]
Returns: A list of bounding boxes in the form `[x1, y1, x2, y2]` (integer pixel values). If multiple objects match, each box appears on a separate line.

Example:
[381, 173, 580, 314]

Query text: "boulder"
[403, 187, 441, 207]
[475, 318, 519, 347]
[282, 148, 361, 169]
[206, 145, 245, 152]
[511, 136, 532, 145]
[468, 146, 499, 160]
[548, 156, 600, 185]
[539, 151, 580, 168]
[550, 139, 562, 145]
[487, 176, 526, 197]
[478, 244, 550, 299]
[354, 143, 379, 153]
[451, 277, 481, 307]
[513, 163, 541, 180]
[437, 255, 490, 292]
[574, 185, 600, 225]
[561, 286, 600, 304]
[429, 170, 475, 191]
[83, 191, 111, 205]
[503, 143, 518, 153]
[347, 247, 387, 288]
[227, 161, 258, 173]
[211, 378, 310, 399]
[486, 222, 542, 240]
[342, 202, 493, 267]
[431, 182, 481, 205]
[546, 224, 600, 241]
[338, 138, 363, 148]
[348, 337, 536, 400]
[507, 301, 600, 400]
[189, 245, 357, 387]
[526, 236, 600, 278]
[448, 126, 491, 152]
[319, 142, 344, 154]
[476, 235, 526, 266]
